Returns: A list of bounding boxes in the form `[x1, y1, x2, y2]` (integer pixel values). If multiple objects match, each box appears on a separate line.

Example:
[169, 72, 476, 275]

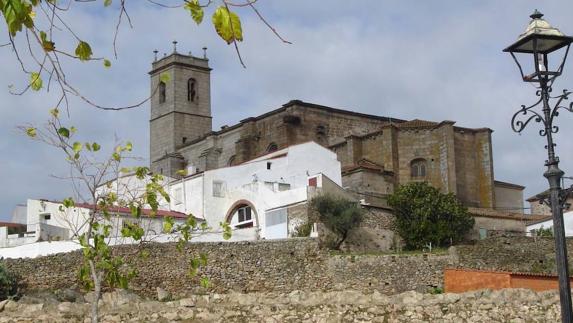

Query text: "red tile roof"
[73, 203, 192, 220]
[467, 207, 546, 221]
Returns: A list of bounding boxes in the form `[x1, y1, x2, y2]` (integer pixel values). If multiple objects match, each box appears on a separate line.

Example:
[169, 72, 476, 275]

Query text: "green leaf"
[103, 59, 111, 68]
[58, 127, 70, 138]
[200, 277, 210, 289]
[92, 142, 101, 151]
[72, 142, 82, 153]
[125, 141, 132, 152]
[39, 31, 55, 51]
[112, 152, 120, 162]
[163, 217, 174, 233]
[30, 72, 42, 91]
[63, 197, 75, 208]
[104, 0, 112, 7]
[49, 108, 59, 118]
[26, 127, 36, 137]
[159, 73, 170, 83]
[184, 0, 203, 25]
[212, 6, 243, 45]
[75, 41, 93, 61]
[85, 142, 92, 151]
[2, 0, 35, 36]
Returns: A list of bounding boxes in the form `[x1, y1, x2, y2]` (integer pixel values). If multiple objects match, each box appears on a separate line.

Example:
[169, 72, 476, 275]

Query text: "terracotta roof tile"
[73, 203, 193, 220]
[468, 207, 546, 221]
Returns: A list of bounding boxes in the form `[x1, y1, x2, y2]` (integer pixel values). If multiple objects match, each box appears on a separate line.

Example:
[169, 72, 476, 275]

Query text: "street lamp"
[504, 10, 573, 323]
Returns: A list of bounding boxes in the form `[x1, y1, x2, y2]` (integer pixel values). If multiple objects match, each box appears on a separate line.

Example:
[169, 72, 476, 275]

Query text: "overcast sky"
[1, 1, 573, 220]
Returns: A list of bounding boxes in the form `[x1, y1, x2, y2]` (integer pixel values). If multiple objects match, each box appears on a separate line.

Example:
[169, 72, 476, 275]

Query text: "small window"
[159, 81, 166, 104]
[264, 181, 275, 191]
[174, 188, 183, 205]
[231, 205, 254, 228]
[267, 162, 272, 170]
[40, 213, 51, 221]
[278, 183, 291, 191]
[308, 177, 318, 187]
[410, 158, 427, 178]
[187, 78, 196, 102]
[266, 143, 278, 153]
[479, 228, 488, 240]
[213, 181, 224, 197]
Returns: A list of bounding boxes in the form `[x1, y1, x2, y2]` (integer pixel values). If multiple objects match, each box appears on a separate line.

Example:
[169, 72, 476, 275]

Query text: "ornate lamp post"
[504, 10, 573, 322]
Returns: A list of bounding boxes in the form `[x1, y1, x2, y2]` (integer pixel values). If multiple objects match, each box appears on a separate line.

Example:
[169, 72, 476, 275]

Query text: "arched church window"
[411, 158, 427, 178]
[159, 81, 166, 104]
[266, 143, 278, 153]
[187, 78, 196, 102]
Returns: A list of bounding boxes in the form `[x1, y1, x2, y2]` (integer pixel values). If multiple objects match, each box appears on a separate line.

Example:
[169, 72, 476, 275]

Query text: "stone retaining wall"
[0, 288, 562, 322]
[454, 236, 573, 274]
[3, 238, 452, 298]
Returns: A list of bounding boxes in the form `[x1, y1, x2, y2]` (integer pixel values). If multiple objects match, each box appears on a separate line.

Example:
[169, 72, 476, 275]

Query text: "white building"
[168, 141, 344, 240]
[0, 141, 346, 256]
[527, 211, 573, 236]
[0, 199, 191, 249]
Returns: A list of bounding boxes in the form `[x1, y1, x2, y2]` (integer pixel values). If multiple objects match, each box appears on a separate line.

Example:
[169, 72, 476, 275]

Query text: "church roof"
[178, 99, 492, 150]
[178, 100, 406, 149]
[396, 119, 440, 129]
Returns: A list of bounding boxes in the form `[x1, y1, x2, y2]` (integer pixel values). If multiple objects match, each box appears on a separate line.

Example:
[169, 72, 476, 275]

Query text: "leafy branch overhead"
[21, 110, 231, 323]
[0, 0, 290, 113]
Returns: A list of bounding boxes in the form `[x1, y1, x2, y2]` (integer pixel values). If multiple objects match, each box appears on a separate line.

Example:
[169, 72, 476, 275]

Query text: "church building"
[149, 50, 524, 211]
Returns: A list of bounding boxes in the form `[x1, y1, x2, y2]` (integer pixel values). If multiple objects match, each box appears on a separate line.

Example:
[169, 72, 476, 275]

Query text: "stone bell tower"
[149, 43, 212, 177]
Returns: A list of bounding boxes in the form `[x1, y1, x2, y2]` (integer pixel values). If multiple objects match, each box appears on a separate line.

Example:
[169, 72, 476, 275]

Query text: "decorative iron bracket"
[511, 88, 573, 136]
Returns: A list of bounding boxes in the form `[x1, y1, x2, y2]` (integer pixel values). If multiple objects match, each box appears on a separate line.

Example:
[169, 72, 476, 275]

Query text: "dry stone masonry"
[0, 288, 562, 322]
[3, 239, 453, 298]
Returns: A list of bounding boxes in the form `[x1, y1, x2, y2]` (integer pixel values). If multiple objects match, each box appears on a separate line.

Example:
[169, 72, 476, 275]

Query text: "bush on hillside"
[387, 182, 474, 250]
[0, 262, 18, 300]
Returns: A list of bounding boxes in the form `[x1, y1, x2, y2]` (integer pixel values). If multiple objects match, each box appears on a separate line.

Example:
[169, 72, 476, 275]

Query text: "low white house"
[0, 199, 192, 249]
[1, 141, 346, 256]
[527, 211, 573, 236]
[167, 141, 343, 240]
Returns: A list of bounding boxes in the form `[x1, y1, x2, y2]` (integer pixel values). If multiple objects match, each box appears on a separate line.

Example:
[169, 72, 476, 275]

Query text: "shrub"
[0, 262, 18, 300]
[309, 194, 363, 250]
[387, 182, 474, 250]
[533, 226, 554, 238]
[293, 222, 313, 237]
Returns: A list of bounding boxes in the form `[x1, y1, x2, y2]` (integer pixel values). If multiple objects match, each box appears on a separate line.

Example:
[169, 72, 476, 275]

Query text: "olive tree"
[387, 182, 474, 250]
[309, 194, 363, 250]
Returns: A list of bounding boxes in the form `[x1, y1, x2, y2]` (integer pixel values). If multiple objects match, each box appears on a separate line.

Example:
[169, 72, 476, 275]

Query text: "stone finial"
[173, 40, 178, 53]
[153, 50, 158, 62]
[202, 47, 208, 59]
[530, 9, 543, 20]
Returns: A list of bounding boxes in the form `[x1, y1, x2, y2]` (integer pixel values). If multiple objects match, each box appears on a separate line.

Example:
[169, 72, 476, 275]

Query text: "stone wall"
[0, 288, 561, 322]
[454, 236, 573, 274]
[5, 236, 567, 302]
[3, 239, 452, 299]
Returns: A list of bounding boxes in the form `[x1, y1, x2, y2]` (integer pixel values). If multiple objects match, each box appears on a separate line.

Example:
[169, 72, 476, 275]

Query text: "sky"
[1, 1, 573, 220]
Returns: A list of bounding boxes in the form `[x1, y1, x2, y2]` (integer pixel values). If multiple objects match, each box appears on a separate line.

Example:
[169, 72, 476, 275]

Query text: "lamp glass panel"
[516, 38, 568, 53]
